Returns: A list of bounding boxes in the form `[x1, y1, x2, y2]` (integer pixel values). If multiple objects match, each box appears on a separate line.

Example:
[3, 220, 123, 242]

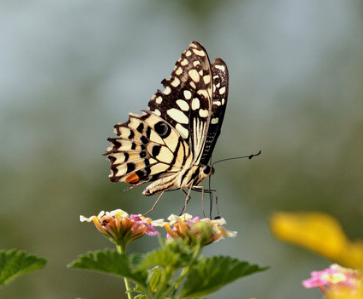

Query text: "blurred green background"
[1, 1, 362, 298]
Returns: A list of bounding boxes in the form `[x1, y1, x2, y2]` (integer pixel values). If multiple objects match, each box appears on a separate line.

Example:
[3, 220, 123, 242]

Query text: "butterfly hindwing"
[105, 111, 192, 188]
[199, 58, 229, 165]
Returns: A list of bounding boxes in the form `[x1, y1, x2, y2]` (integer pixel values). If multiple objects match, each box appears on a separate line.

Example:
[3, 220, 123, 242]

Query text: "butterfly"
[105, 41, 229, 203]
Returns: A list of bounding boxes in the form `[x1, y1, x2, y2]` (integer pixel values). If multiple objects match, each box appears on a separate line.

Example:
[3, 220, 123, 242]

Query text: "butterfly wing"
[199, 58, 229, 165]
[106, 41, 228, 194]
[105, 111, 192, 188]
[148, 41, 213, 164]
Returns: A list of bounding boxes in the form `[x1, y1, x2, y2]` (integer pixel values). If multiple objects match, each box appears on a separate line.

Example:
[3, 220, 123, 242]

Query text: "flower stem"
[174, 242, 203, 298]
[116, 243, 132, 299]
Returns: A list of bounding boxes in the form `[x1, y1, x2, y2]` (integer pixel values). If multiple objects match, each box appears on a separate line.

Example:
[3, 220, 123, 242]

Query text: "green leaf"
[68, 249, 148, 287]
[129, 253, 145, 270]
[0, 249, 46, 288]
[137, 240, 192, 271]
[138, 248, 181, 269]
[180, 256, 269, 298]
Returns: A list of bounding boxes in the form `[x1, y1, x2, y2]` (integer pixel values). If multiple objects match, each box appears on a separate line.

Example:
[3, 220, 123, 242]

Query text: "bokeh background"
[1, 1, 362, 298]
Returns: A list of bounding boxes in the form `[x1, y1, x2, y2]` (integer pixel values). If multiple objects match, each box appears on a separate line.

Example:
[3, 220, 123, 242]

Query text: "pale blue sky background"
[1, 1, 363, 298]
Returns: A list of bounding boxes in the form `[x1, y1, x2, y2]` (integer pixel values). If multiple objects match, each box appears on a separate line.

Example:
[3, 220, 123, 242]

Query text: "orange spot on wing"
[125, 173, 140, 183]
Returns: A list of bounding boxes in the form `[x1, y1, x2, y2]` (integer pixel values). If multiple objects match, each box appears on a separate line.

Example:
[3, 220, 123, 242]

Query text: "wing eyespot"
[154, 121, 171, 138]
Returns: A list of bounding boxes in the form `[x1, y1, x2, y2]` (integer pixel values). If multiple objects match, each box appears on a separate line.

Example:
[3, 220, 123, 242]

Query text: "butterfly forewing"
[106, 41, 229, 196]
[148, 42, 212, 149]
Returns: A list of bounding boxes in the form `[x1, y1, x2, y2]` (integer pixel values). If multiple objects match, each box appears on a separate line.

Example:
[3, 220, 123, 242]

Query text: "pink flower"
[162, 213, 237, 246]
[303, 264, 362, 297]
[80, 209, 163, 245]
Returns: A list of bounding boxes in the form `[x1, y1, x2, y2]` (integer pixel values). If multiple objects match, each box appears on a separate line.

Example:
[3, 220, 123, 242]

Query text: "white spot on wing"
[199, 109, 209, 118]
[153, 109, 161, 116]
[193, 49, 205, 56]
[219, 87, 226, 95]
[175, 67, 182, 75]
[215, 64, 225, 71]
[175, 123, 189, 139]
[171, 77, 180, 87]
[183, 90, 192, 100]
[167, 108, 189, 124]
[163, 86, 171, 95]
[192, 98, 200, 110]
[156, 96, 163, 104]
[181, 59, 188, 66]
[176, 99, 189, 111]
[188, 69, 200, 82]
[211, 117, 219, 124]
[203, 75, 211, 84]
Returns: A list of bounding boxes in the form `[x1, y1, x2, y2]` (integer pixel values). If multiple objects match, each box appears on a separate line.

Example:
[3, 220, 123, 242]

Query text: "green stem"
[116, 243, 132, 299]
[152, 265, 174, 299]
[173, 242, 203, 298]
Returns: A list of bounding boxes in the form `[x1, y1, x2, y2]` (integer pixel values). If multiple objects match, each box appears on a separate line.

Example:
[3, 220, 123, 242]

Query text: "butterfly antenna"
[212, 150, 261, 166]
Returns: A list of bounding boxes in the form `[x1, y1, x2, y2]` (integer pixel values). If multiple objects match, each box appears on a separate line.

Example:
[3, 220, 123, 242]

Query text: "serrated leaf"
[138, 248, 179, 269]
[180, 256, 268, 298]
[68, 249, 147, 287]
[129, 253, 145, 270]
[0, 249, 46, 288]
[137, 246, 191, 271]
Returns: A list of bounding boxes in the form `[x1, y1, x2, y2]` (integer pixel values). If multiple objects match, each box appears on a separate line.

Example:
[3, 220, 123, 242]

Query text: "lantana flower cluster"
[80, 209, 162, 246]
[81, 210, 236, 247]
[303, 264, 362, 299]
[163, 213, 237, 246]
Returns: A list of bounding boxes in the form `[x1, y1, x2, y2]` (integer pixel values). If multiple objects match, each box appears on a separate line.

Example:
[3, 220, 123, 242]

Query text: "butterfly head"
[202, 165, 215, 177]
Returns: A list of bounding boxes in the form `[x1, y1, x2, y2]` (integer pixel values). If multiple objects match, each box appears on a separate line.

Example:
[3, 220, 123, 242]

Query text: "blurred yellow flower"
[270, 212, 363, 269]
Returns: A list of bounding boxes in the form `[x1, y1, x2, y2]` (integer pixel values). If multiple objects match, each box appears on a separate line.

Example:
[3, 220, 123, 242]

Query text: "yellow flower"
[270, 212, 363, 269]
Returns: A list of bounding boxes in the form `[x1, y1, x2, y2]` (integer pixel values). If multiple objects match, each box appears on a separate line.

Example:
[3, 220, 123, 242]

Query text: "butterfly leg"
[191, 187, 220, 219]
[179, 188, 193, 215]
[143, 191, 165, 215]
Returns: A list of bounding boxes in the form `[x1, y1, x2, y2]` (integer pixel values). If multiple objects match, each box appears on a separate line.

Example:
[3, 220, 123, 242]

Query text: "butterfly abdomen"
[142, 164, 212, 196]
